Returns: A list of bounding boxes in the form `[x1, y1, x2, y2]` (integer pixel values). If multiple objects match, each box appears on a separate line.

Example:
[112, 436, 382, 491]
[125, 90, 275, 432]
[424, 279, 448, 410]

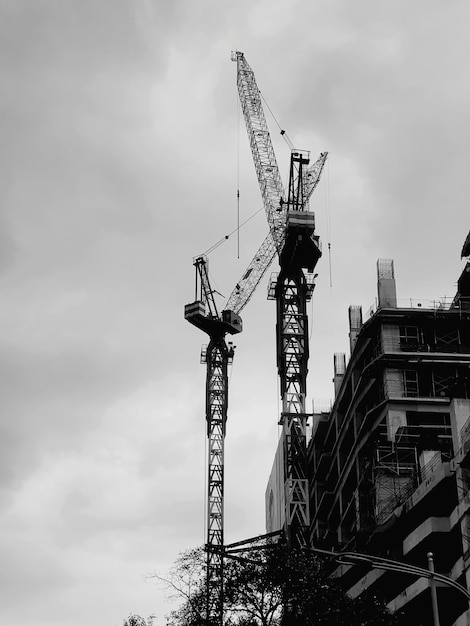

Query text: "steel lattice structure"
[204, 336, 232, 624]
[275, 270, 312, 545]
[185, 51, 327, 626]
[225, 50, 327, 317]
[273, 151, 322, 546]
[232, 54, 325, 547]
[230, 51, 285, 243]
[185, 257, 241, 626]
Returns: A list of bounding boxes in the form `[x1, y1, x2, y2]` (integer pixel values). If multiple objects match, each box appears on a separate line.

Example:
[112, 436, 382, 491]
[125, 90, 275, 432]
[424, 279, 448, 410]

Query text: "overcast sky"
[1, 1, 469, 624]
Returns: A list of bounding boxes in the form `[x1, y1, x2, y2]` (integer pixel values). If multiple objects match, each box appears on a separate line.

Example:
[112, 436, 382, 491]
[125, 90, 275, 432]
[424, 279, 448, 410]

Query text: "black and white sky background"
[1, 1, 469, 624]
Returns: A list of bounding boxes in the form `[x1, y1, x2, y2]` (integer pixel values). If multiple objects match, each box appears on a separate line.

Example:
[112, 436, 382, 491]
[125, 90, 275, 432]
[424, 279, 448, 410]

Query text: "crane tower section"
[185, 256, 241, 626]
[232, 50, 327, 548]
[269, 151, 322, 547]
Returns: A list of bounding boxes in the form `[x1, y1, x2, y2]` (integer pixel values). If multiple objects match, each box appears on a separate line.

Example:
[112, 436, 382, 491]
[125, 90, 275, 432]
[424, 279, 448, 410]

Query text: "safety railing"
[365, 296, 464, 320]
[376, 452, 445, 525]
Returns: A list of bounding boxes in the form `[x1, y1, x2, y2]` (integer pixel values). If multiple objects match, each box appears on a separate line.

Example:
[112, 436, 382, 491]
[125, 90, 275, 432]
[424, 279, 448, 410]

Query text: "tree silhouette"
[155, 542, 405, 626]
[123, 613, 156, 626]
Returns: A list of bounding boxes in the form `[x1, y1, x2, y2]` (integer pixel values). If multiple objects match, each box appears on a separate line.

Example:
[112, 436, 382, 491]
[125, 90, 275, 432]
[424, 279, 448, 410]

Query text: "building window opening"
[399, 326, 422, 351]
[404, 370, 419, 397]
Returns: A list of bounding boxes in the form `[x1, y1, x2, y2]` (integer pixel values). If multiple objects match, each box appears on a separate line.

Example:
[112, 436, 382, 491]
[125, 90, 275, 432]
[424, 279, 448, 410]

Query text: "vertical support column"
[427, 552, 441, 626]
[205, 336, 230, 626]
[276, 270, 310, 547]
[348, 305, 363, 353]
[377, 258, 397, 308]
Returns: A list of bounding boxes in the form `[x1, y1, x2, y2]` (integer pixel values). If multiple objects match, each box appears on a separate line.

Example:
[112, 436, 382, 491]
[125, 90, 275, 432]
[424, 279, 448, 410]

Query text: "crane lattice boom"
[231, 51, 286, 248]
[231, 52, 327, 549]
[302, 151, 328, 209]
[224, 231, 276, 314]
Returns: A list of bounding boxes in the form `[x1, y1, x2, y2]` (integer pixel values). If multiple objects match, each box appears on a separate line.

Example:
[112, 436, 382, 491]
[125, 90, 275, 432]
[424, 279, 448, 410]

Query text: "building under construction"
[267, 255, 470, 625]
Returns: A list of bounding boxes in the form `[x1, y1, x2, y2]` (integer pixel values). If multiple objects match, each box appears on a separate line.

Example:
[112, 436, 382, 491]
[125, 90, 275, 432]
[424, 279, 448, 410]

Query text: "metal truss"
[276, 270, 310, 546]
[231, 51, 285, 245]
[224, 231, 277, 315]
[185, 54, 327, 624]
[203, 336, 233, 626]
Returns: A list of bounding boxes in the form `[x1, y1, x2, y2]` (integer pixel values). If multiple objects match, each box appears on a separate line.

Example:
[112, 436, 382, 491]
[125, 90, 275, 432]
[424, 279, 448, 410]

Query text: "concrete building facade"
[267, 256, 470, 624]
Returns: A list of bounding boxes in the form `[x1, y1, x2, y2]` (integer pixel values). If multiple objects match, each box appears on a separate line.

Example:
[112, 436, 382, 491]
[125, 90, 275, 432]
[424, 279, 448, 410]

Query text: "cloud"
[1, 1, 469, 624]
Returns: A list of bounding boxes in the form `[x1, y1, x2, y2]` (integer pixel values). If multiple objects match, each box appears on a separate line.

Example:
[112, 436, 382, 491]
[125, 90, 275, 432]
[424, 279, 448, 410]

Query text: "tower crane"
[184, 258, 241, 626]
[231, 50, 327, 548]
[184, 51, 327, 626]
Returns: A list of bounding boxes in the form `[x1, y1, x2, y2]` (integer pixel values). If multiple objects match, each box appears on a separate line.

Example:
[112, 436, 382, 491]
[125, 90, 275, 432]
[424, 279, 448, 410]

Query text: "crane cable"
[203, 90, 293, 259]
[201, 205, 265, 257]
[237, 92, 241, 260]
[203, 421, 207, 544]
[309, 158, 333, 340]
[325, 157, 332, 287]
[260, 91, 295, 150]
[236, 88, 241, 290]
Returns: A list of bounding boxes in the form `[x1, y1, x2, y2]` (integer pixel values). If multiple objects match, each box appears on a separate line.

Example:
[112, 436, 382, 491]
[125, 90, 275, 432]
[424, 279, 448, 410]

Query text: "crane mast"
[272, 151, 322, 547]
[233, 50, 327, 547]
[185, 257, 241, 626]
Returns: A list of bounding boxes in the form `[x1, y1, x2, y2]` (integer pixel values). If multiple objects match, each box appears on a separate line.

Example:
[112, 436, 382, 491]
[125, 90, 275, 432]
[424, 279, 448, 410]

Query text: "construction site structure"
[185, 257, 242, 626]
[266, 152, 321, 547]
[266, 249, 470, 625]
[185, 51, 327, 626]
[232, 50, 327, 548]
